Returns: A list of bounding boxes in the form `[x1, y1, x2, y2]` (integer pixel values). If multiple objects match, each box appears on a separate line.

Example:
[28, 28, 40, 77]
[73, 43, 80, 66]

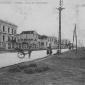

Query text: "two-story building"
[16, 31, 39, 50]
[38, 35, 48, 49]
[16, 30, 70, 50]
[0, 20, 17, 50]
[47, 36, 58, 49]
[38, 35, 58, 49]
[16, 31, 58, 50]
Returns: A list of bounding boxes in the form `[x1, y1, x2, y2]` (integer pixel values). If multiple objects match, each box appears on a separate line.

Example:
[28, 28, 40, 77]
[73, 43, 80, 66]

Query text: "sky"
[0, 0, 85, 46]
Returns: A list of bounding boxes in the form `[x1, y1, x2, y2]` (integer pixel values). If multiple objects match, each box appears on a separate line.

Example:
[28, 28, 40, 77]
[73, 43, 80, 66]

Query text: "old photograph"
[0, 0, 84, 85]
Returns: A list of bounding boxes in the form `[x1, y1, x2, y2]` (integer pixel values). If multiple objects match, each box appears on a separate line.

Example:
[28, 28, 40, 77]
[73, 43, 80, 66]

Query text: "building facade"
[38, 35, 58, 49]
[16, 31, 39, 50]
[16, 31, 58, 50]
[0, 20, 70, 51]
[47, 36, 58, 49]
[0, 20, 17, 50]
[61, 39, 70, 48]
[38, 35, 48, 49]
[16, 30, 70, 50]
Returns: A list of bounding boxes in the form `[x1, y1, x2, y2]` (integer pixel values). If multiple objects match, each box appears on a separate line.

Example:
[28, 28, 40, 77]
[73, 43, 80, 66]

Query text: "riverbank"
[0, 47, 85, 85]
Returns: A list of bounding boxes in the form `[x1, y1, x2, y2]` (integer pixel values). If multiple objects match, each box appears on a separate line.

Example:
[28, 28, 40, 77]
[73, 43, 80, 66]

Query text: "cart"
[15, 48, 32, 59]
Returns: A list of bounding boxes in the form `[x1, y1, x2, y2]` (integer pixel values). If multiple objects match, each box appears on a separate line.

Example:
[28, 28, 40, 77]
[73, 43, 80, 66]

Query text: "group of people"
[46, 45, 53, 55]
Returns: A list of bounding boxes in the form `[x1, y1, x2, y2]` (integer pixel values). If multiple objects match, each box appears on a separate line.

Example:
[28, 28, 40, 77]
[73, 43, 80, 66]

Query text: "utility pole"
[75, 24, 77, 53]
[73, 24, 77, 53]
[57, 0, 64, 54]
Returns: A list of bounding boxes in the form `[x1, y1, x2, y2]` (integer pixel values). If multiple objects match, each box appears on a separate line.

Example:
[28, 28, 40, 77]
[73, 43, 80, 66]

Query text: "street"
[0, 49, 68, 68]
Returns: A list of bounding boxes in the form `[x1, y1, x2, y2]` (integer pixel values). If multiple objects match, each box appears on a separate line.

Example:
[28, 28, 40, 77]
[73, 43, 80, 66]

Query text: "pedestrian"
[49, 44, 52, 55]
[47, 47, 49, 55]
[28, 46, 32, 58]
[28, 49, 32, 58]
[50, 48, 52, 55]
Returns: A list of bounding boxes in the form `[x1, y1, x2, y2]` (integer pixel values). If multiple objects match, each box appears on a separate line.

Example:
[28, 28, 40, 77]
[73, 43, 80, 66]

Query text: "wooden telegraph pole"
[57, 0, 64, 54]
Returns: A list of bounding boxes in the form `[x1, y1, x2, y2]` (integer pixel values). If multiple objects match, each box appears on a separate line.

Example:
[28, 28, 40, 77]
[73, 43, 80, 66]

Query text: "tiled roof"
[38, 35, 48, 39]
[21, 31, 35, 34]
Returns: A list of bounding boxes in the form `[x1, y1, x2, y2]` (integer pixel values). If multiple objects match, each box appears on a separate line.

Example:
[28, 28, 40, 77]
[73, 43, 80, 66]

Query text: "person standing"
[46, 43, 52, 55]
[49, 43, 52, 55]
[28, 46, 32, 58]
[47, 47, 49, 55]
[50, 48, 52, 55]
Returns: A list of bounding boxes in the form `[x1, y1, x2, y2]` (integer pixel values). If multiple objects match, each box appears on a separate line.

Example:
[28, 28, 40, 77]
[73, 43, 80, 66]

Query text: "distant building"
[38, 35, 48, 49]
[47, 36, 58, 49]
[16, 30, 70, 50]
[16, 31, 39, 50]
[60, 39, 70, 48]
[38, 35, 58, 49]
[0, 20, 17, 50]
[61, 39, 70, 45]
[16, 31, 58, 50]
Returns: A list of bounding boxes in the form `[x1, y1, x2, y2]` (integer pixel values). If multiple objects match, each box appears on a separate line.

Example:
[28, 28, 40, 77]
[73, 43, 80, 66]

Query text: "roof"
[16, 34, 20, 36]
[21, 31, 35, 34]
[0, 19, 17, 27]
[38, 35, 48, 39]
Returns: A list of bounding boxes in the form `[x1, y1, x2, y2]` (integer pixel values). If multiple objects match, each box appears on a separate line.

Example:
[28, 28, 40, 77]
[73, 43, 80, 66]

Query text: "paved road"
[0, 49, 68, 68]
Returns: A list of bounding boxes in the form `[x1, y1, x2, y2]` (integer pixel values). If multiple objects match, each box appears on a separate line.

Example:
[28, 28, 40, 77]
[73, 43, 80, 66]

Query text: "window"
[33, 34, 34, 36]
[14, 30, 16, 34]
[50, 38, 51, 42]
[19, 43, 21, 48]
[3, 26, 5, 32]
[24, 39, 27, 41]
[8, 43, 11, 49]
[8, 28, 10, 33]
[46, 42, 47, 46]
[8, 36, 10, 41]
[0, 43, 1, 46]
[3, 35, 5, 41]
[41, 42, 44, 46]
[52, 38, 53, 41]
[12, 43, 14, 48]
[12, 37, 13, 40]
[12, 29, 13, 34]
